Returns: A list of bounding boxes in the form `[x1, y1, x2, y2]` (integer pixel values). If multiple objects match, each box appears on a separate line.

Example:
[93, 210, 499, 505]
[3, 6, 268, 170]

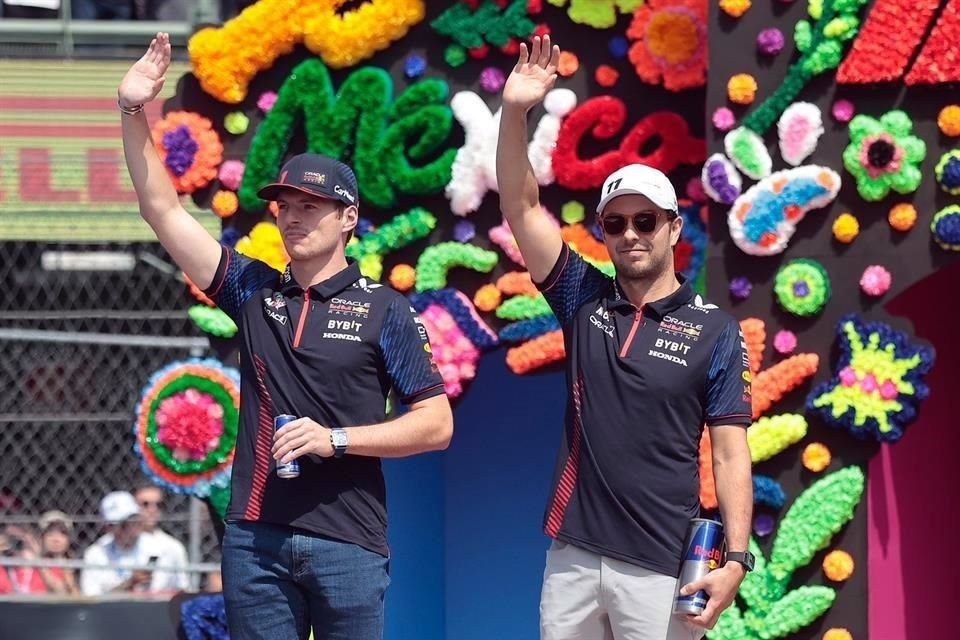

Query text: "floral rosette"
[841, 110, 926, 201]
[626, 0, 707, 92]
[133, 358, 240, 517]
[151, 111, 223, 194]
[774, 258, 830, 317]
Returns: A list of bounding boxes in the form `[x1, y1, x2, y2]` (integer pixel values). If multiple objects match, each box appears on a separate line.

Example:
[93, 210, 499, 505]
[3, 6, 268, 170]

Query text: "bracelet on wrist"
[118, 100, 144, 115]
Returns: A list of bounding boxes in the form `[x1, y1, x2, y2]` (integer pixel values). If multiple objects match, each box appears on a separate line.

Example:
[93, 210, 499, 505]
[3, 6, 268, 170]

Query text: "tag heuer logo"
[302, 171, 326, 185]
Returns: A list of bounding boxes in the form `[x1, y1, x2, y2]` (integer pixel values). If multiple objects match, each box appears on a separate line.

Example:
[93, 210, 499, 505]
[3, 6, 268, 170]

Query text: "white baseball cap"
[100, 491, 140, 523]
[597, 164, 678, 214]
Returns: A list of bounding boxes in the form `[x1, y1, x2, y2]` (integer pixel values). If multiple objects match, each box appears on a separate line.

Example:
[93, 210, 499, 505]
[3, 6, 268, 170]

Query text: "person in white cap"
[496, 36, 754, 640]
[80, 491, 185, 596]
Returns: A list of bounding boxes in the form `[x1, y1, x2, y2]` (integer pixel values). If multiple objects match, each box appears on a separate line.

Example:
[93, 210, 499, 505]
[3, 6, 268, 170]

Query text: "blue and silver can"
[274, 414, 300, 479]
[674, 518, 724, 615]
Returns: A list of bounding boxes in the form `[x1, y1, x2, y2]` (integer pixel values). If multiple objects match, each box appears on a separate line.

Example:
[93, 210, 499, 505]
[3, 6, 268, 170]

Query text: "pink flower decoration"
[257, 91, 278, 113]
[712, 107, 736, 131]
[420, 304, 481, 398]
[218, 160, 245, 191]
[861, 373, 879, 393]
[839, 366, 857, 387]
[832, 99, 855, 122]
[686, 176, 707, 202]
[858, 134, 904, 179]
[880, 380, 899, 400]
[155, 389, 224, 461]
[860, 265, 892, 296]
[773, 329, 797, 355]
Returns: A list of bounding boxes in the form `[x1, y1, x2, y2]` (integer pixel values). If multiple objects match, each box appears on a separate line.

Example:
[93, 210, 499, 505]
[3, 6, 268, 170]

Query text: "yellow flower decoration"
[822, 549, 854, 582]
[802, 442, 831, 472]
[389, 264, 416, 292]
[473, 284, 502, 312]
[719, 0, 751, 18]
[211, 190, 239, 218]
[235, 222, 289, 273]
[727, 73, 758, 104]
[888, 203, 917, 231]
[189, 0, 426, 103]
[832, 213, 859, 243]
[938, 105, 960, 137]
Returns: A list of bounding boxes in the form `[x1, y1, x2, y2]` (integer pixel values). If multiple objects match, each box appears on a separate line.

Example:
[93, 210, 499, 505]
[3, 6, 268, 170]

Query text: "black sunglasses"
[600, 211, 676, 236]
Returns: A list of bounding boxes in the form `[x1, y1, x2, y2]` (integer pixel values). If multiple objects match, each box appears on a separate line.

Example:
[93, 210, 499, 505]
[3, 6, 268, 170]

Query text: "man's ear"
[670, 213, 684, 248]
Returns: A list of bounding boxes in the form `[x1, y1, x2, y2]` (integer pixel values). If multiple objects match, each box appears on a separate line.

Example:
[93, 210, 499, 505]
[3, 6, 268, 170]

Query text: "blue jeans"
[222, 521, 390, 640]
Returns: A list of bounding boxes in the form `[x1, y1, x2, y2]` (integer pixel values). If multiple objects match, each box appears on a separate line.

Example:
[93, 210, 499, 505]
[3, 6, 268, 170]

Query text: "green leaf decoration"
[707, 602, 753, 640]
[431, 0, 535, 49]
[496, 294, 553, 320]
[738, 537, 780, 614]
[768, 466, 864, 586]
[740, 0, 870, 135]
[746, 585, 836, 640]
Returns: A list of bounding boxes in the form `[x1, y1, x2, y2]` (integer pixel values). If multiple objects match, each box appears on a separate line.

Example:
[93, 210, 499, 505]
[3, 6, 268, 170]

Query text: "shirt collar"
[608, 273, 695, 315]
[280, 260, 362, 299]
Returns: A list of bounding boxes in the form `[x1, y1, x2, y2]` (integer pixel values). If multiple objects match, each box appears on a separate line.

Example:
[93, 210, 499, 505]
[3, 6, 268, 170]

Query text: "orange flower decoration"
[627, 0, 708, 92]
[151, 111, 223, 194]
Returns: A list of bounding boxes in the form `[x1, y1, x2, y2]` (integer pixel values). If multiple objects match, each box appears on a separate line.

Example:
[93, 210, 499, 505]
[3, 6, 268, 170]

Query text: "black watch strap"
[725, 551, 755, 571]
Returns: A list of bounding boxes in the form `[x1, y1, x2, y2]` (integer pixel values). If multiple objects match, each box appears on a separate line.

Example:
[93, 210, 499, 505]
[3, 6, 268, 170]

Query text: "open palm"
[502, 35, 561, 111]
[119, 32, 171, 107]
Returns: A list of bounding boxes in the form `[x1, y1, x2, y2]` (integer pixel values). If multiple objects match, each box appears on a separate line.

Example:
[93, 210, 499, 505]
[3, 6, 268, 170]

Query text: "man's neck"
[617, 269, 681, 308]
[290, 249, 350, 290]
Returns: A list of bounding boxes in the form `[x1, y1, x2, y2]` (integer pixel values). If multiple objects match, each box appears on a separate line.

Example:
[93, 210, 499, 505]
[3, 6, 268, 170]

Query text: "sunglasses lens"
[635, 213, 658, 233]
[602, 216, 627, 235]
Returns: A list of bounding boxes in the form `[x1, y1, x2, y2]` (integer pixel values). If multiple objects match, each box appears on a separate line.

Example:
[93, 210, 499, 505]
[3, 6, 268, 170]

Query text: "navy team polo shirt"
[536, 244, 752, 577]
[204, 246, 445, 556]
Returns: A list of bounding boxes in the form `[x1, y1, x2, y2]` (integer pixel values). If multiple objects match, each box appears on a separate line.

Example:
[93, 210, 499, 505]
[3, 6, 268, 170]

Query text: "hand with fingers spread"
[679, 563, 745, 630]
[118, 31, 171, 109]
[272, 417, 334, 464]
[502, 34, 561, 112]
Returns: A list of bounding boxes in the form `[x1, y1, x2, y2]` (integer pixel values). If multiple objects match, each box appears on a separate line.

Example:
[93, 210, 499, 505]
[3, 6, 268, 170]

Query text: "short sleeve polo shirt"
[536, 244, 752, 577]
[204, 246, 445, 556]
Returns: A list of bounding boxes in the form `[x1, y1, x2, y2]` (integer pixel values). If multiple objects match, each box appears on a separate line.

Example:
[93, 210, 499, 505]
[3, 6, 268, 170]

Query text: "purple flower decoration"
[753, 513, 775, 537]
[729, 276, 752, 300]
[704, 155, 741, 204]
[757, 28, 785, 56]
[404, 54, 427, 79]
[454, 220, 476, 243]
[162, 125, 198, 177]
[480, 67, 506, 93]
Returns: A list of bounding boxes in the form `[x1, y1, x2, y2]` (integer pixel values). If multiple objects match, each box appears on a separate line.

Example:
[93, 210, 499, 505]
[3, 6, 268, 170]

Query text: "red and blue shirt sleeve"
[202, 245, 281, 322]
[705, 318, 754, 427]
[380, 297, 446, 404]
[535, 243, 613, 326]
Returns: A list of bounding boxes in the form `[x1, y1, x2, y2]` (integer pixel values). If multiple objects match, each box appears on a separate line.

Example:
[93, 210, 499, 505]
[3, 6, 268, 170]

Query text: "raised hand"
[118, 32, 171, 109]
[502, 35, 561, 112]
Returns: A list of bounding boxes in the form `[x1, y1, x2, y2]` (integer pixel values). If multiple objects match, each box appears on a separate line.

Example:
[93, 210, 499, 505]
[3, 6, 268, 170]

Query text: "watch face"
[333, 431, 348, 447]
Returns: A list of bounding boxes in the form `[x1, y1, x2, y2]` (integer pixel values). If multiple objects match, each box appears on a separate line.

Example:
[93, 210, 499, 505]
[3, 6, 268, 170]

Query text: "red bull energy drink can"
[674, 518, 724, 616]
[274, 414, 300, 479]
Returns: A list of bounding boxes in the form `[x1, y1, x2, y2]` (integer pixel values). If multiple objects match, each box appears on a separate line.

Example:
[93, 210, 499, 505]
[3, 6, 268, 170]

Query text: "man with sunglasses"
[496, 36, 754, 640]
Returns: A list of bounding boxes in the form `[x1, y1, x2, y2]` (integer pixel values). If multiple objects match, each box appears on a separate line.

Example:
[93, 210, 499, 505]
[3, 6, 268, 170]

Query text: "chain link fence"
[0, 240, 226, 590]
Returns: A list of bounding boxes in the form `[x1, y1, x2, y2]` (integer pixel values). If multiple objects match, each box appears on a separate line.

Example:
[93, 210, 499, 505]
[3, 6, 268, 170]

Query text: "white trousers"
[540, 541, 704, 640]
